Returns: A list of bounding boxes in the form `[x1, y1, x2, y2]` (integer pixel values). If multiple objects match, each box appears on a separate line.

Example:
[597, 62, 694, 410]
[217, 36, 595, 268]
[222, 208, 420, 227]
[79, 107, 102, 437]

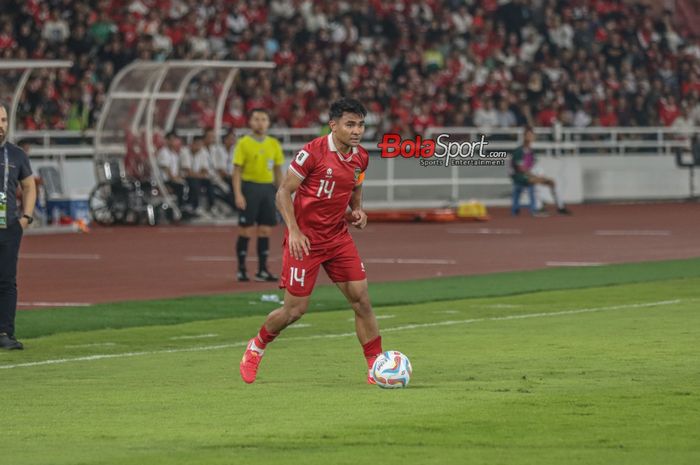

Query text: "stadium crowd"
[2, 0, 700, 136]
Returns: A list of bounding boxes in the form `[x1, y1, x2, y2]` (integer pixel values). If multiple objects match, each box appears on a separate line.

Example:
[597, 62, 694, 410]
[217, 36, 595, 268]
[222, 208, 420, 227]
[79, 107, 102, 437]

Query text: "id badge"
[0, 192, 7, 229]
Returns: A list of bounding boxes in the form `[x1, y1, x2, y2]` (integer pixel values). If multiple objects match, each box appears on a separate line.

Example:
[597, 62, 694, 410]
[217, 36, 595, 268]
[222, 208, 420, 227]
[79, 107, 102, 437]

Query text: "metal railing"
[16, 126, 697, 157]
[14, 126, 699, 208]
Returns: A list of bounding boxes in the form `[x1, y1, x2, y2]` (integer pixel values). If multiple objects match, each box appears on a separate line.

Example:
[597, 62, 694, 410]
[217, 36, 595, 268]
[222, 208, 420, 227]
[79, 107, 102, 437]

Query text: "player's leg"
[335, 279, 382, 366]
[236, 182, 259, 281]
[547, 181, 571, 214]
[262, 290, 311, 333]
[239, 239, 321, 383]
[324, 238, 383, 382]
[527, 174, 570, 213]
[255, 185, 278, 281]
[239, 291, 311, 384]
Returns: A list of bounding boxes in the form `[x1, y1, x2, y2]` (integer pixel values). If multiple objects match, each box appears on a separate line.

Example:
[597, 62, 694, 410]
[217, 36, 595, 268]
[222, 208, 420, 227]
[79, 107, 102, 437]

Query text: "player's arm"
[349, 173, 367, 229]
[276, 172, 310, 259]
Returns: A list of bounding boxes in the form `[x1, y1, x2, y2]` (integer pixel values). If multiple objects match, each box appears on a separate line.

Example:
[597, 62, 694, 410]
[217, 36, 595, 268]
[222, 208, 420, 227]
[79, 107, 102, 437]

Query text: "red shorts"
[279, 234, 366, 297]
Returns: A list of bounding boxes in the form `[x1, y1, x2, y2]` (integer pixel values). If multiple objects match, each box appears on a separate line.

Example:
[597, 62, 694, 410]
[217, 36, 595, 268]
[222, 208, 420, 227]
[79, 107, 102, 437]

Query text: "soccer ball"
[371, 351, 412, 389]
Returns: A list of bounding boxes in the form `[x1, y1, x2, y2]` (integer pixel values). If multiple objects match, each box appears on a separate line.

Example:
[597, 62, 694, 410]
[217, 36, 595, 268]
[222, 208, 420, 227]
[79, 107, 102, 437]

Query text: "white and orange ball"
[371, 351, 412, 389]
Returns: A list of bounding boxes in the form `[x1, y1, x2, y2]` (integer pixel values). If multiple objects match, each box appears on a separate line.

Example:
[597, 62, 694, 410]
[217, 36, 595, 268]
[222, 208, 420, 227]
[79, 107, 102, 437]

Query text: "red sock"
[362, 335, 383, 369]
[256, 325, 279, 349]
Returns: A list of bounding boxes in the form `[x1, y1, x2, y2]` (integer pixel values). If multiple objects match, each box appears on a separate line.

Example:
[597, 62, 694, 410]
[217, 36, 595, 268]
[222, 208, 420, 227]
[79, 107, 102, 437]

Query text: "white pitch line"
[20, 253, 102, 260]
[18, 302, 92, 308]
[365, 258, 457, 265]
[446, 228, 522, 235]
[594, 230, 671, 236]
[0, 299, 682, 370]
[287, 323, 312, 329]
[546, 261, 605, 267]
[346, 314, 395, 322]
[65, 343, 117, 348]
[169, 333, 219, 340]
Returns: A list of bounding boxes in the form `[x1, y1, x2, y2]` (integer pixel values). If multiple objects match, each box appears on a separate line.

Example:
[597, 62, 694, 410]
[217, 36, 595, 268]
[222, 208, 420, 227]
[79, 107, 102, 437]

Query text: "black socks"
[236, 236, 250, 272]
[257, 237, 269, 273]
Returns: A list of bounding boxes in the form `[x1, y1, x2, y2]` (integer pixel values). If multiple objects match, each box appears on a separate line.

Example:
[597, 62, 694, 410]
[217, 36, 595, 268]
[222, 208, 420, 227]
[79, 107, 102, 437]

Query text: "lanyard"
[1, 146, 7, 194]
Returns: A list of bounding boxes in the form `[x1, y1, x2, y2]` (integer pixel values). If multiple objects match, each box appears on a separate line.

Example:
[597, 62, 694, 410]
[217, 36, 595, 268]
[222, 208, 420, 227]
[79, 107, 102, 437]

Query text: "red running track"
[16, 203, 700, 308]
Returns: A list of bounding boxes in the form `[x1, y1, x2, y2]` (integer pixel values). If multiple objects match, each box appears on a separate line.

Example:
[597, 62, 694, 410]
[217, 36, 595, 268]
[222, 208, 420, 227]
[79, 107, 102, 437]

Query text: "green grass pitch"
[1, 261, 699, 464]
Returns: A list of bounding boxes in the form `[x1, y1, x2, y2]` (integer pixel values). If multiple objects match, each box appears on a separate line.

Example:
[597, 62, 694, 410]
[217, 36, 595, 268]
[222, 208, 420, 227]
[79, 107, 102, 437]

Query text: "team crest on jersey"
[354, 168, 361, 181]
[326, 168, 333, 178]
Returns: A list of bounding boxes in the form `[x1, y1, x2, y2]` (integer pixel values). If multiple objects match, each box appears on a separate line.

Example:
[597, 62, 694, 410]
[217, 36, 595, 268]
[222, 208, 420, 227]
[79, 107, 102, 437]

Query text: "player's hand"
[351, 209, 368, 229]
[235, 195, 246, 211]
[288, 228, 310, 260]
[19, 217, 29, 230]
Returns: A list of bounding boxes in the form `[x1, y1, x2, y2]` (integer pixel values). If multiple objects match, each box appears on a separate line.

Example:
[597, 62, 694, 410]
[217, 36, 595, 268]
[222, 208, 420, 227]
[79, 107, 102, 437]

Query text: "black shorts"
[239, 181, 277, 227]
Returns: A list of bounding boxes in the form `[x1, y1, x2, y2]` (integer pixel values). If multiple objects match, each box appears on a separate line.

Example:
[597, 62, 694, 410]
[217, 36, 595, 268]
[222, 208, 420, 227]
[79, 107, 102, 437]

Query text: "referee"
[0, 103, 36, 350]
[232, 108, 284, 282]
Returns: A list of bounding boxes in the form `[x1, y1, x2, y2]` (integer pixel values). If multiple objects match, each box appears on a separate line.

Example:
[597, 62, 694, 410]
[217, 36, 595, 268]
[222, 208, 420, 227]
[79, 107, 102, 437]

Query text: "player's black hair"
[166, 130, 178, 139]
[329, 98, 367, 121]
[523, 125, 534, 135]
[224, 127, 235, 138]
[249, 108, 270, 118]
[193, 135, 204, 142]
[203, 126, 215, 135]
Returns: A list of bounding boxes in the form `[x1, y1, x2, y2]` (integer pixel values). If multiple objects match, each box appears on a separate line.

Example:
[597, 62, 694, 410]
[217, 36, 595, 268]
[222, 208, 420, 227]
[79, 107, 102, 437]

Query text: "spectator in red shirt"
[598, 102, 619, 127]
[659, 95, 681, 126]
[536, 103, 559, 127]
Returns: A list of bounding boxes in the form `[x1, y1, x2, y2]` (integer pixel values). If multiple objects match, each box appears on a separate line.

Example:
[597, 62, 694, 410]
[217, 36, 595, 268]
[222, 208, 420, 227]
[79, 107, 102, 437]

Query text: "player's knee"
[285, 300, 308, 322]
[350, 292, 372, 315]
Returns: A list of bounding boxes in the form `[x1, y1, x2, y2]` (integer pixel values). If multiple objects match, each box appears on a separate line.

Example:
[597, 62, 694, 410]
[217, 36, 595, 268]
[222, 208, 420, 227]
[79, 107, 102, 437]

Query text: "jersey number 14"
[316, 179, 336, 199]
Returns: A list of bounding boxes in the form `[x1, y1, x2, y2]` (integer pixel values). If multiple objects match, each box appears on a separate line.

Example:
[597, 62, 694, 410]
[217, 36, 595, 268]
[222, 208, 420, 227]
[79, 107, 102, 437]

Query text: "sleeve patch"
[295, 150, 310, 166]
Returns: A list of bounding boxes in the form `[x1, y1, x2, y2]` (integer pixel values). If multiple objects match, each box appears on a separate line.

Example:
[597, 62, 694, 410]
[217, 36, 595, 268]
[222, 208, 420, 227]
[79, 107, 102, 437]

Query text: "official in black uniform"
[0, 103, 36, 350]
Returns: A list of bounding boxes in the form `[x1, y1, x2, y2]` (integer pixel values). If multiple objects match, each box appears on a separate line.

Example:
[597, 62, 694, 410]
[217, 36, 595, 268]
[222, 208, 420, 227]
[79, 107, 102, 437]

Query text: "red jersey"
[287, 134, 369, 251]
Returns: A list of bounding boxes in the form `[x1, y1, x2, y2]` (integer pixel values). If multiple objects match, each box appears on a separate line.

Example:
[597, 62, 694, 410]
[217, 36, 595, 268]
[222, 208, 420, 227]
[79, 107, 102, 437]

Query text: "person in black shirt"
[0, 103, 36, 350]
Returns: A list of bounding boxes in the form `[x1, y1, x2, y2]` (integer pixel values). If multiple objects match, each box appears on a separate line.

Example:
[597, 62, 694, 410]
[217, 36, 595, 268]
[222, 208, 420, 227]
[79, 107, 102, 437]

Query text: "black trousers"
[0, 221, 23, 336]
[165, 180, 186, 208]
[186, 177, 215, 210]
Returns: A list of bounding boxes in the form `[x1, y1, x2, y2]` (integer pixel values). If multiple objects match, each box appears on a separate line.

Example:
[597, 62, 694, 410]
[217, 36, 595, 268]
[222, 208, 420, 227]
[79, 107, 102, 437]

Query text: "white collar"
[327, 133, 357, 162]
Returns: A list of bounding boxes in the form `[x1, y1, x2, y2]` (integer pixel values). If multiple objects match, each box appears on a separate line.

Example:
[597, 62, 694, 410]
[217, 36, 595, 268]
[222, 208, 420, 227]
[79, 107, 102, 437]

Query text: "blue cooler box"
[46, 197, 90, 224]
